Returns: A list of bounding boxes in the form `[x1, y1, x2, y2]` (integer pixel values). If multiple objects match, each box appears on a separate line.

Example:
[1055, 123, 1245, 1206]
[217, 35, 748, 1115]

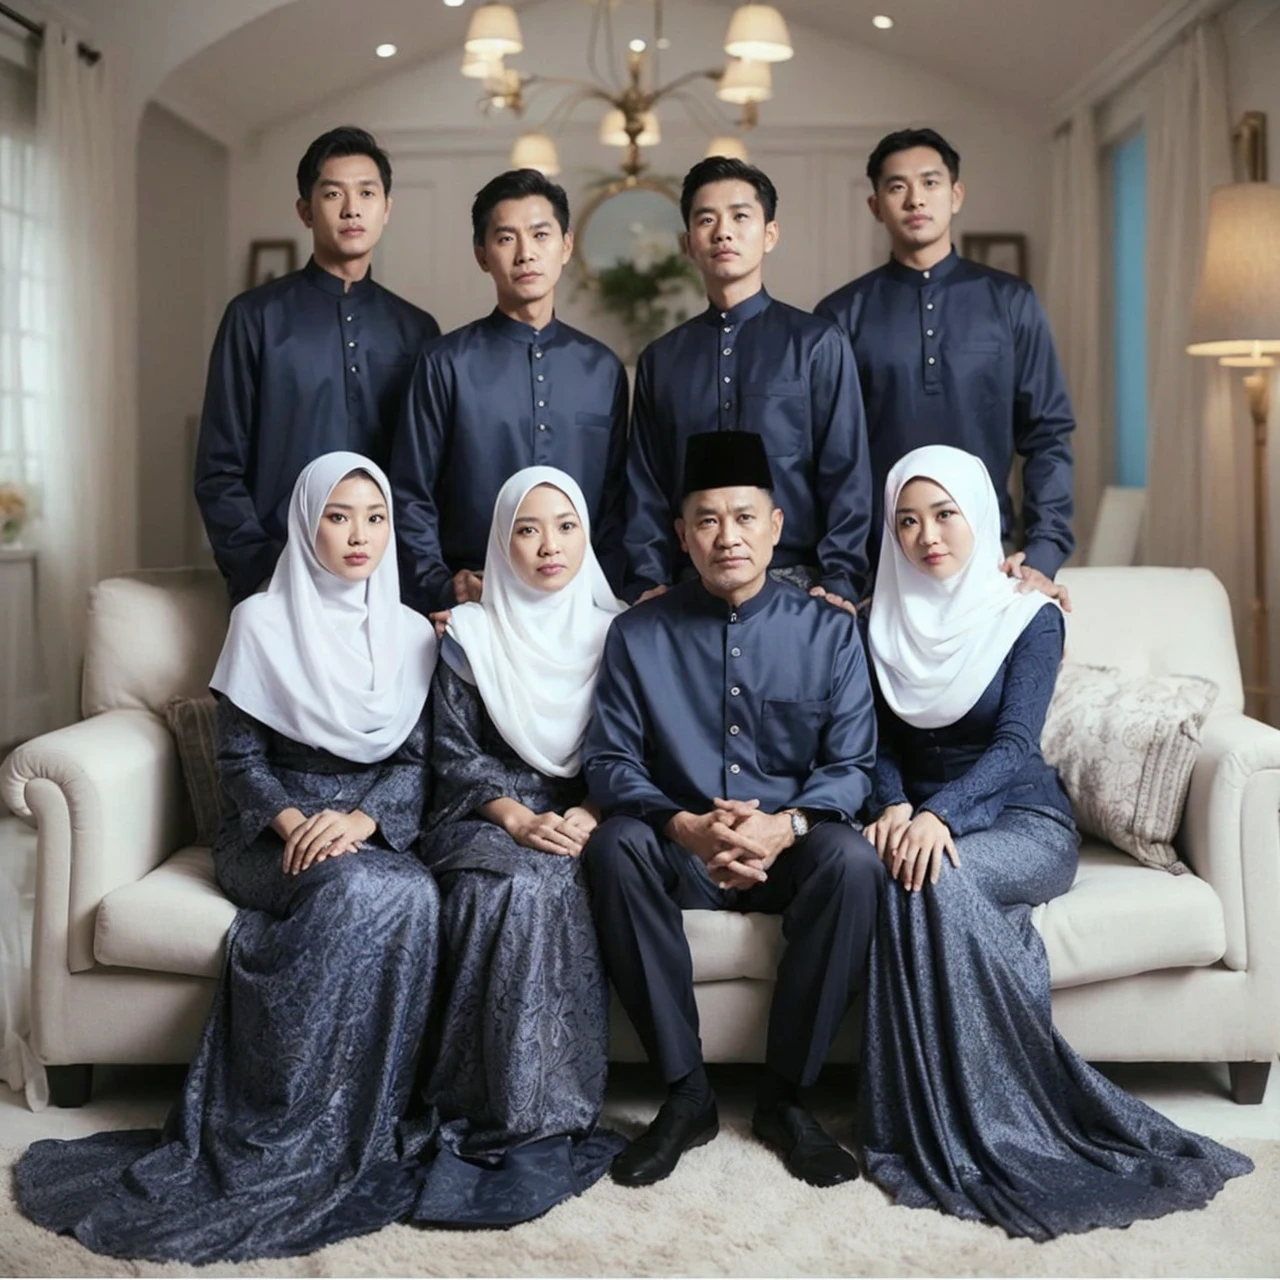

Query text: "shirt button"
[926, 329, 934, 337]
[723, 375, 731, 384]
[537, 399, 546, 407]
[729, 763, 741, 774]
[723, 347, 733, 356]
[730, 686, 740, 696]
[723, 325, 732, 333]
[347, 340, 356, 348]
[345, 314, 354, 322]
[729, 612, 738, 622]
[729, 725, 740, 735]
[536, 374, 545, 382]
[926, 302, 935, 311]
[730, 646, 741, 657]
[720, 311, 728, 319]
[723, 401, 731, 410]
[923, 269, 931, 279]
[927, 357, 937, 365]
[350, 365, 358, 373]
[534, 351, 543, 359]
[538, 423, 547, 431]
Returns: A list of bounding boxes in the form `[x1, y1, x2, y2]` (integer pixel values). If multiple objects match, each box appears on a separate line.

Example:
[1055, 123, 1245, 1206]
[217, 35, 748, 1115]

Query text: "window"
[0, 52, 42, 493]
[1110, 128, 1147, 487]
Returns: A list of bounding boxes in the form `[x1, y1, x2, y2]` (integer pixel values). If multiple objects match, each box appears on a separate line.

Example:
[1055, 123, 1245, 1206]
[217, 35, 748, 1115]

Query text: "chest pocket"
[740, 378, 808, 457]
[367, 356, 415, 425]
[757, 697, 830, 776]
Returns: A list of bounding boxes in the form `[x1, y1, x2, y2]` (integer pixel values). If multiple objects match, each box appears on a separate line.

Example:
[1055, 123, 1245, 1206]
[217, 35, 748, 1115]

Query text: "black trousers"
[583, 815, 883, 1088]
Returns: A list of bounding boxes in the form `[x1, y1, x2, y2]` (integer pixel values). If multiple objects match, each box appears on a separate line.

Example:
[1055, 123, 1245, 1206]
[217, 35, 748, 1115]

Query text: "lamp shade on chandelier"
[598, 108, 661, 148]
[723, 4, 794, 62]
[716, 58, 772, 105]
[465, 4, 524, 59]
[510, 131, 561, 175]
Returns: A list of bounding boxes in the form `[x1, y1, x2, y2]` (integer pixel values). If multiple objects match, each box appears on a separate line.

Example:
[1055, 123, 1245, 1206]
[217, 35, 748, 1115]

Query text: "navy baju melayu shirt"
[391, 310, 629, 613]
[195, 257, 439, 603]
[584, 577, 876, 829]
[624, 289, 872, 600]
[816, 249, 1075, 578]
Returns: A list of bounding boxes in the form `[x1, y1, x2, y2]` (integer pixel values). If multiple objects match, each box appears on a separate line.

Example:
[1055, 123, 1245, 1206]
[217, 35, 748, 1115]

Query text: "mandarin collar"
[486, 307, 560, 345]
[303, 256, 375, 298]
[883, 247, 960, 288]
[692, 574, 778, 621]
[701, 287, 772, 328]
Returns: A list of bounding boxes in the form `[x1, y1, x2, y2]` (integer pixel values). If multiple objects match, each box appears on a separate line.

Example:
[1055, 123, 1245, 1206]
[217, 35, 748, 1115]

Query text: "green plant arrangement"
[594, 246, 699, 357]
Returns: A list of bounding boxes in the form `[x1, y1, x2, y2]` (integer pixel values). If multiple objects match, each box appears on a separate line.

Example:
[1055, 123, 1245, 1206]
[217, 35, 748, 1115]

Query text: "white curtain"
[34, 25, 133, 729]
[1141, 21, 1249, 636]
[0, 47, 46, 1110]
[1045, 106, 1105, 555]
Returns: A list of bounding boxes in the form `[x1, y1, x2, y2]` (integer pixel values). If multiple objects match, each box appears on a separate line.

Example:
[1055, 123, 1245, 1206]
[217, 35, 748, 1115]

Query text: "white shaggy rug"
[3, 1077, 1279, 1278]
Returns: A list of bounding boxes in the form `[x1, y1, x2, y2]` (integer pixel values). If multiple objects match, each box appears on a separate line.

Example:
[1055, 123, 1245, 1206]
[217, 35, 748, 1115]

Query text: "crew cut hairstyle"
[296, 126, 393, 200]
[866, 128, 961, 188]
[471, 169, 572, 248]
[679, 157, 778, 227]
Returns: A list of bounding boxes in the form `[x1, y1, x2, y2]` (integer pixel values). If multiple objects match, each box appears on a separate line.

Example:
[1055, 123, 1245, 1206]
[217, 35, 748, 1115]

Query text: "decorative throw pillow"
[163, 695, 221, 847]
[1040, 663, 1219, 874]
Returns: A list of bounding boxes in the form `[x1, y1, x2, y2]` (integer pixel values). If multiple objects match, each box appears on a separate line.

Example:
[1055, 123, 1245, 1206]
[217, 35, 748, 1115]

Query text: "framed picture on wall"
[961, 233, 1028, 280]
[247, 239, 298, 289]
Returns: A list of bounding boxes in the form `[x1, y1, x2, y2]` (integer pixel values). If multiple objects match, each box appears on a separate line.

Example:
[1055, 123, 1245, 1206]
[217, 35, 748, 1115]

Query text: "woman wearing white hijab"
[16, 453, 443, 1263]
[409, 465, 625, 1228]
[857, 444, 1250, 1239]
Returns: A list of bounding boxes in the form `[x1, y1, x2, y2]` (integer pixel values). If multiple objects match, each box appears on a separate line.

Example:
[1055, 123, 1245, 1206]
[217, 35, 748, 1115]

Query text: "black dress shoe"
[752, 1102, 860, 1188]
[612, 1097, 719, 1187]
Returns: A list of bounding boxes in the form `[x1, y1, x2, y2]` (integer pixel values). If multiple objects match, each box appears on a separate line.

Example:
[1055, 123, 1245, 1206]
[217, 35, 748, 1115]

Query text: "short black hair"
[679, 157, 778, 227]
[471, 169, 571, 248]
[866, 128, 961, 188]
[296, 126, 392, 200]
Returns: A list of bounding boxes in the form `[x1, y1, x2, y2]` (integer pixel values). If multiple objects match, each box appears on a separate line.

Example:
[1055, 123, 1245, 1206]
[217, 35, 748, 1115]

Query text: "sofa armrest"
[1182, 713, 1280, 974]
[1, 709, 192, 973]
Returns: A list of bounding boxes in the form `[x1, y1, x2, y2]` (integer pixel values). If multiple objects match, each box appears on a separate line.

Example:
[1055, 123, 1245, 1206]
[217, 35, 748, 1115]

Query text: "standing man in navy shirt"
[817, 129, 1074, 598]
[625, 157, 871, 608]
[391, 169, 629, 613]
[195, 126, 438, 603]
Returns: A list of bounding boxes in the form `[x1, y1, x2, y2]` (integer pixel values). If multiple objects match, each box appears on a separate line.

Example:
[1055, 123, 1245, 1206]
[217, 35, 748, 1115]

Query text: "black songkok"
[681, 430, 774, 499]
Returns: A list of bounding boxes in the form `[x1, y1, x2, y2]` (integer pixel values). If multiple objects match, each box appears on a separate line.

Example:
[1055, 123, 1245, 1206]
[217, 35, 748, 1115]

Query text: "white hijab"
[444, 466, 623, 777]
[210, 451, 437, 763]
[868, 444, 1056, 729]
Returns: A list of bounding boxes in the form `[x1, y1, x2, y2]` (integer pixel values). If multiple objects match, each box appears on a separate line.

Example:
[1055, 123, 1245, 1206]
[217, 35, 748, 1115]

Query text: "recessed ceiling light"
[872, 14, 894, 29]
[375, 42, 398, 57]
[629, 38, 647, 52]
[443, 0, 466, 6]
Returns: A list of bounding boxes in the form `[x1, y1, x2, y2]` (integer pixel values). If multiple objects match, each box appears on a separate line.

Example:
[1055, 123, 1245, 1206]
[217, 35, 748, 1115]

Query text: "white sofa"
[3, 566, 1279, 1108]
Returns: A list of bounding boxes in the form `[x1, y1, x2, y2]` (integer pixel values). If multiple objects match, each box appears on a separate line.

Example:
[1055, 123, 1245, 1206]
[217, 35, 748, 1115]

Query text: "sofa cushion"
[95, 840, 1227, 993]
[164, 696, 222, 847]
[686, 840, 1226, 989]
[1041, 663, 1218, 873]
[94, 846, 236, 979]
[82, 570, 229, 718]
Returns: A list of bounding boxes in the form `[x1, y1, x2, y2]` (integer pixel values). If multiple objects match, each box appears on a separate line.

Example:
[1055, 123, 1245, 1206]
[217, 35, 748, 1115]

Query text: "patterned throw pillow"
[163, 695, 221, 848]
[1040, 663, 1219, 874]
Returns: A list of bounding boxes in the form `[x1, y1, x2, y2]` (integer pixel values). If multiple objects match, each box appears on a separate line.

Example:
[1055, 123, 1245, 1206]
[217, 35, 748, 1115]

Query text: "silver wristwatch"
[788, 809, 810, 842]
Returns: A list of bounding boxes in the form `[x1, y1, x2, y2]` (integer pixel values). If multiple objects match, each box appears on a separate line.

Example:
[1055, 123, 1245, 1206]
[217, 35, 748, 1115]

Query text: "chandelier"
[460, 1, 794, 179]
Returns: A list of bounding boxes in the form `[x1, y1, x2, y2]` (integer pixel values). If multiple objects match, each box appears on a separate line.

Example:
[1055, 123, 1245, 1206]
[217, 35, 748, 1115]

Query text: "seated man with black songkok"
[582, 430, 883, 1190]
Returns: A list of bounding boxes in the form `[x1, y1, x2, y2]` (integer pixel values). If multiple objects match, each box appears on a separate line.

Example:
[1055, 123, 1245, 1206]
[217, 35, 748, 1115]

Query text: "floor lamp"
[1187, 181, 1280, 724]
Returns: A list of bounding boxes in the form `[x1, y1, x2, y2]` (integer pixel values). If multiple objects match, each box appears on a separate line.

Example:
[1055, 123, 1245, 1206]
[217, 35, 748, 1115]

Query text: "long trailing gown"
[14, 697, 440, 1263]
[859, 604, 1253, 1240]
[410, 660, 623, 1226]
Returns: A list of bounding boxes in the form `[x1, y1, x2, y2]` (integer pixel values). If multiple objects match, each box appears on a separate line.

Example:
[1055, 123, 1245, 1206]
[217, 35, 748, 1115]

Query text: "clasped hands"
[864, 803, 959, 892]
[273, 807, 376, 876]
[492, 800, 597, 857]
[667, 798, 795, 891]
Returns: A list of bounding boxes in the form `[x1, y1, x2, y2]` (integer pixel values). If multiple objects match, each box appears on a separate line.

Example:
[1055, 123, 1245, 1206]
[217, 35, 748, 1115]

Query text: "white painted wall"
[136, 103, 228, 568]
[226, 0, 1051, 340]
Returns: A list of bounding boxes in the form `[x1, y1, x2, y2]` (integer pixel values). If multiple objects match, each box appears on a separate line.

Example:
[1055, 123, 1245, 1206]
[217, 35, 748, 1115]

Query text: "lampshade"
[716, 58, 772, 105]
[510, 131, 560, 176]
[461, 48, 503, 79]
[705, 135, 749, 162]
[599, 108, 661, 148]
[465, 4, 523, 58]
[1186, 182, 1280, 360]
[724, 4, 793, 62]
